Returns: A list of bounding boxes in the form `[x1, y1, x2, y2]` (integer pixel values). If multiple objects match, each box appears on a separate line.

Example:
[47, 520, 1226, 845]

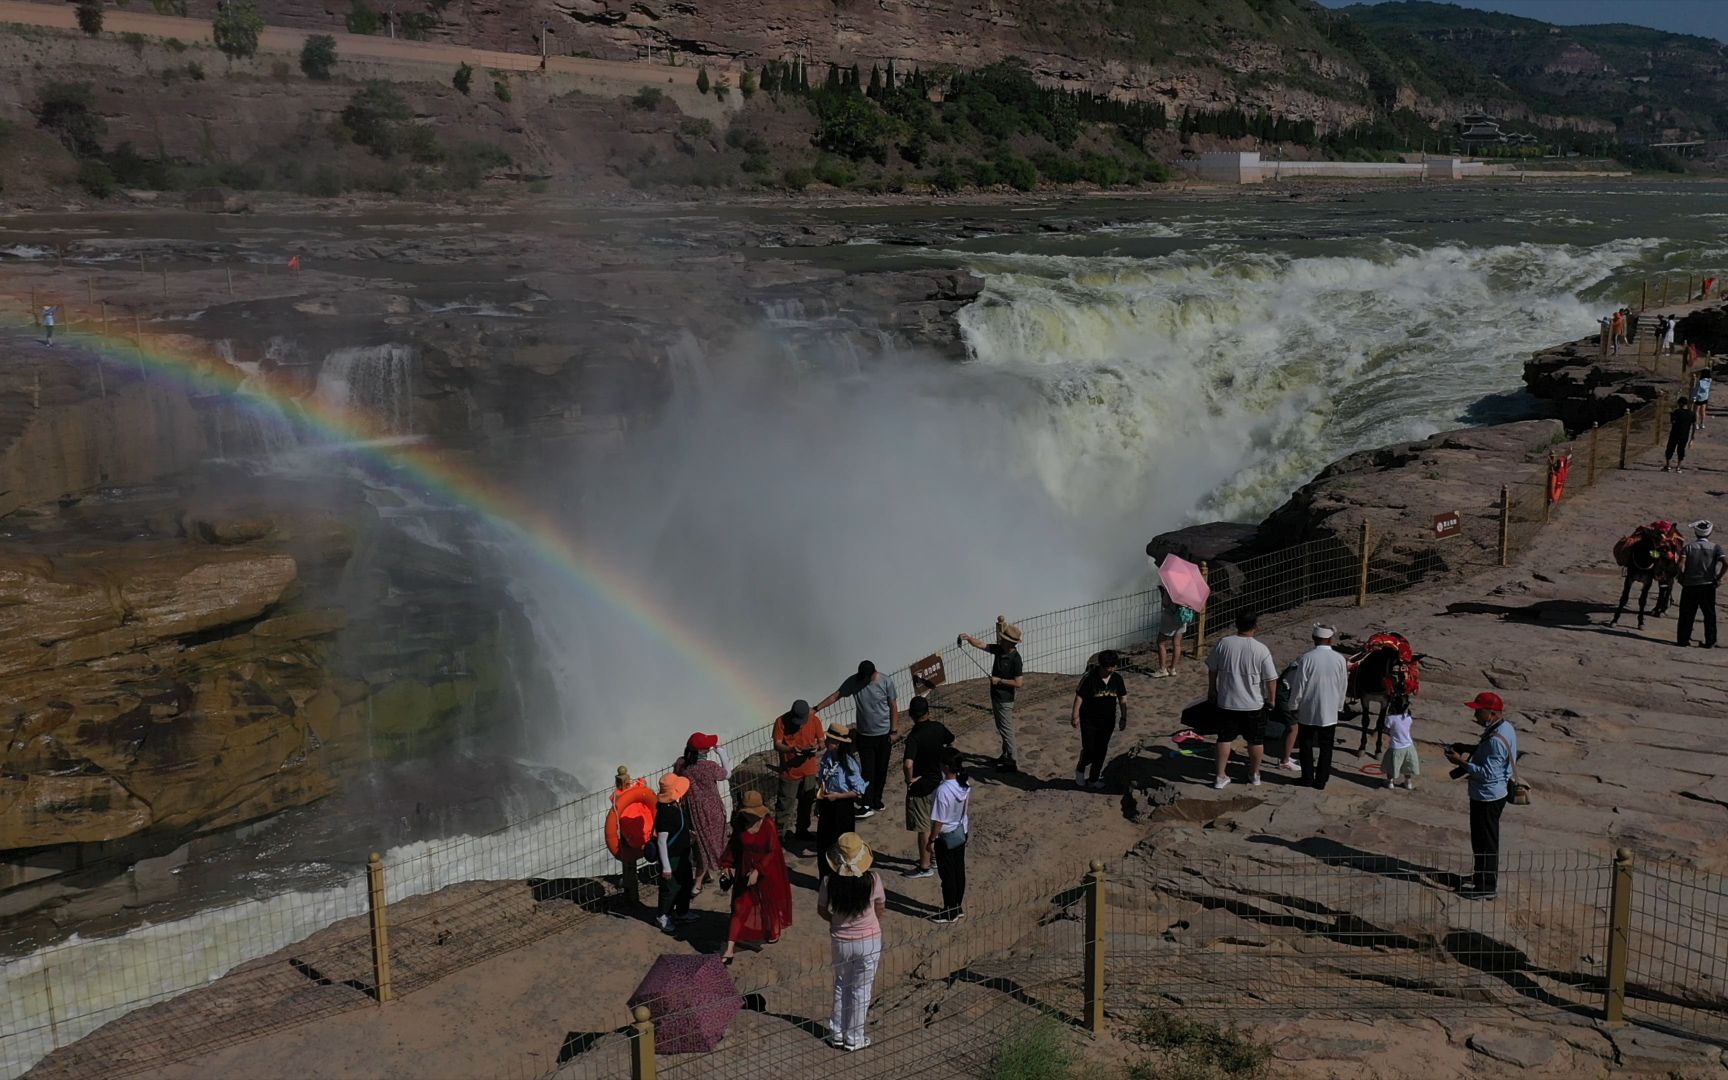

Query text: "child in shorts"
[1381, 694, 1419, 790]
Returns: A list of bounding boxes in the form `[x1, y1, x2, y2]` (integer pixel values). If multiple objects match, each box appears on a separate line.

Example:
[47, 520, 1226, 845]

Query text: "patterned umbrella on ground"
[628, 954, 741, 1054]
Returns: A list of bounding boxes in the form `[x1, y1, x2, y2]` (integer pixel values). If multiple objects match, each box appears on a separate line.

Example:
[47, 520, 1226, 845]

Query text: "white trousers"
[829, 935, 882, 1045]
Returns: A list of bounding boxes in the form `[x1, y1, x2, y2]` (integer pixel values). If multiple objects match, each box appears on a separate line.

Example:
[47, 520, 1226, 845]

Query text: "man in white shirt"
[1204, 612, 1278, 790]
[1287, 624, 1350, 790]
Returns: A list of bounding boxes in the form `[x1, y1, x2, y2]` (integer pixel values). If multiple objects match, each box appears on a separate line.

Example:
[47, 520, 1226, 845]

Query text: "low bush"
[990, 1020, 1074, 1080]
[300, 34, 337, 81]
[75, 157, 116, 196]
[631, 85, 663, 110]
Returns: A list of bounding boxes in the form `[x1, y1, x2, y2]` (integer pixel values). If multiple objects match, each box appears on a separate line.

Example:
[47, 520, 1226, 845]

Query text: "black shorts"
[1214, 707, 1266, 743]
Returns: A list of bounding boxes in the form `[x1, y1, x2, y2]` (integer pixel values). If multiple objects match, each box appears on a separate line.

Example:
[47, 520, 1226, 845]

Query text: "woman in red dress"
[717, 791, 793, 964]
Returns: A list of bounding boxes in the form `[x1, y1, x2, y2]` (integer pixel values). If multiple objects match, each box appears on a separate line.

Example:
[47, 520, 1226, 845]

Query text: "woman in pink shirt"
[816, 832, 886, 1052]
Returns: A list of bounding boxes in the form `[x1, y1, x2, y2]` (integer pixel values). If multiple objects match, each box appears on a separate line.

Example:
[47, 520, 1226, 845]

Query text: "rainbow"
[3, 309, 782, 722]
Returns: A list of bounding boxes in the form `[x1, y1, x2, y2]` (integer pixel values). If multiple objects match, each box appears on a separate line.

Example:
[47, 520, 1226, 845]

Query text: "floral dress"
[679, 756, 729, 879]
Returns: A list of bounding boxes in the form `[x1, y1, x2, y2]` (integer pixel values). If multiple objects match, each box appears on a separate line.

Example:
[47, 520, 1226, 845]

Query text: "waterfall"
[313, 344, 417, 434]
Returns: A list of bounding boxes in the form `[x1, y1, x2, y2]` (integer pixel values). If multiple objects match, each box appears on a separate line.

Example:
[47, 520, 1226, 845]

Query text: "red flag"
[288, 255, 301, 271]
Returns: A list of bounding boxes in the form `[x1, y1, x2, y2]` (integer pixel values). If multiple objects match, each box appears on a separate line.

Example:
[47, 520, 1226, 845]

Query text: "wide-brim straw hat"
[738, 790, 770, 818]
[824, 723, 852, 743]
[995, 615, 1023, 644]
[658, 773, 690, 803]
[826, 832, 874, 876]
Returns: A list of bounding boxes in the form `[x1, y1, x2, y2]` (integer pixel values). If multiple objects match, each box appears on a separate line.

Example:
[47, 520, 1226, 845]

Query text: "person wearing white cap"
[1676, 521, 1726, 649]
[1286, 624, 1349, 790]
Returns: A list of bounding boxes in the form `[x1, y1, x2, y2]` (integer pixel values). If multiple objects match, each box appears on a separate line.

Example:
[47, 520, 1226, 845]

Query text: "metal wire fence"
[523, 850, 1728, 1080]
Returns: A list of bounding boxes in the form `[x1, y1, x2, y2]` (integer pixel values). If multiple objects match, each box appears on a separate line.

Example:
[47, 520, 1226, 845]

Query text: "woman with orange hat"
[653, 773, 697, 934]
[675, 732, 731, 896]
[716, 791, 792, 964]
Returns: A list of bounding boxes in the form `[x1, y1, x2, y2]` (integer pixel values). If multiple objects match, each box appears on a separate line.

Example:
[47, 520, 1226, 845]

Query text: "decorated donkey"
[1343, 632, 1421, 758]
[1610, 521, 1685, 629]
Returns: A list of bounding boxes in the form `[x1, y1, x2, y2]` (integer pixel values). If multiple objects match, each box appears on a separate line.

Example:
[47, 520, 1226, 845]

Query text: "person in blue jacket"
[815, 724, 867, 884]
[1444, 692, 1518, 900]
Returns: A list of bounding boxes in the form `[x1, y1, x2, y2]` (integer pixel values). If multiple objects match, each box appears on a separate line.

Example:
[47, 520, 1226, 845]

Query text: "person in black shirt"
[1664, 397, 1696, 472]
[959, 616, 1024, 772]
[899, 697, 954, 879]
[653, 773, 697, 934]
[1071, 650, 1128, 789]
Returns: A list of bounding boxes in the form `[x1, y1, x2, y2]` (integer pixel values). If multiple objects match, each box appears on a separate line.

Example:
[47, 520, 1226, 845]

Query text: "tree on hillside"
[341, 80, 411, 156]
[212, 0, 264, 60]
[824, 64, 840, 93]
[300, 34, 337, 80]
[867, 64, 881, 99]
[739, 66, 755, 98]
[75, 0, 103, 36]
[346, 0, 380, 35]
[696, 66, 710, 95]
[33, 81, 107, 157]
[453, 61, 474, 95]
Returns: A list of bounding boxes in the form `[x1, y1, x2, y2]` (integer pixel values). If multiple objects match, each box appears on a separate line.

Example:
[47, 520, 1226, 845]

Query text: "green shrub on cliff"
[212, 0, 263, 60]
[75, 0, 103, 35]
[34, 81, 106, 158]
[453, 62, 474, 95]
[342, 80, 412, 157]
[300, 35, 338, 81]
[75, 157, 116, 197]
[493, 79, 512, 102]
[697, 66, 710, 95]
[346, 0, 380, 35]
[631, 85, 663, 110]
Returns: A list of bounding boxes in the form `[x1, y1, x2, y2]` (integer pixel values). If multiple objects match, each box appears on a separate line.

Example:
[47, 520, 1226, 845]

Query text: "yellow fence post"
[630, 1005, 658, 1080]
[1604, 848, 1633, 1024]
[367, 852, 395, 1005]
[1688, 272, 1695, 301]
[1543, 455, 1553, 523]
[1587, 422, 1599, 486]
[1084, 860, 1107, 1036]
[86, 277, 94, 305]
[1661, 276, 1669, 307]
[1619, 411, 1631, 470]
[1498, 485, 1510, 567]
[1654, 392, 1666, 448]
[227, 267, 235, 298]
[1641, 280, 1648, 312]
[1355, 520, 1370, 606]
[1193, 563, 1209, 658]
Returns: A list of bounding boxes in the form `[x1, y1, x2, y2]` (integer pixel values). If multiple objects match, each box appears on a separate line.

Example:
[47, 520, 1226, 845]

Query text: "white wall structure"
[1197, 151, 1485, 184]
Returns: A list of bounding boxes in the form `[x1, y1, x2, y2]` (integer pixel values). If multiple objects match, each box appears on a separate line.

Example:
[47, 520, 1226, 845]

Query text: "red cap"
[1463, 692, 1504, 712]
[688, 732, 720, 751]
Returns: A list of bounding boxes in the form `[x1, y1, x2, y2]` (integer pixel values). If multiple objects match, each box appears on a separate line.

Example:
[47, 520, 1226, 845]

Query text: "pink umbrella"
[628, 954, 741, 1054]
[1157, 555, 1210, 612]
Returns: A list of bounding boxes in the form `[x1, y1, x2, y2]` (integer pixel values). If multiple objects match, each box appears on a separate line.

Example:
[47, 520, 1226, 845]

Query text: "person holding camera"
[773, 700, 825, 848]
[1444, 692, 1518, 901]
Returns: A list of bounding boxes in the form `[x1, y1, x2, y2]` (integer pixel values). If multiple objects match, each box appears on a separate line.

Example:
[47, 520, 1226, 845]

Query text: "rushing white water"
[313, 343, 417, 434]
[953, 237, 1653, 524]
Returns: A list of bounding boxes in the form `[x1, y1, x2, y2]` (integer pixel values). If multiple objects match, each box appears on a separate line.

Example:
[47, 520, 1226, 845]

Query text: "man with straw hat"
[958, 615, 1025, 773]
[815, 723, 867, 883]
[816, 833, 885, 1052]
[652, 772, 697, 934]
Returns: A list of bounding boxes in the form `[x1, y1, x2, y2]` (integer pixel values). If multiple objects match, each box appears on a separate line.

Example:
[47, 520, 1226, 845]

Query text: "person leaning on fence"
[1676, 520, 1726, 650]
[815, 724, 867, 884]
[958, 616, 1025, 773]
[813, 660, 899, 818]
[1443, 692, 1517, 901]
[900, 696, 953, 880]
[927, 750, 972, 924]
[653, 773, 699, 933]
[1072, 649, 1128, 790]
[674, 732, 730, 897]
[716, 790, 792, 965]
[817, 833, 886, 1052]
[1205, 611, 1278, 791]
[1663, 395, 1697, 473]
[1287, 624, 1349, 791]
[773, 700, 824, 848]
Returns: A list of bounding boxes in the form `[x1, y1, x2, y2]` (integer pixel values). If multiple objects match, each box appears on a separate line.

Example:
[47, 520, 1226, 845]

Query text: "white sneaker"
[1403, 780, 1416, 791]
[1151, 669, 1171, 679]
[656, 915, 674, 934]
[1213, 776, 1232, 791]
[1249, 773, 1262, 787]
[1279, 758, 1300, 773]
